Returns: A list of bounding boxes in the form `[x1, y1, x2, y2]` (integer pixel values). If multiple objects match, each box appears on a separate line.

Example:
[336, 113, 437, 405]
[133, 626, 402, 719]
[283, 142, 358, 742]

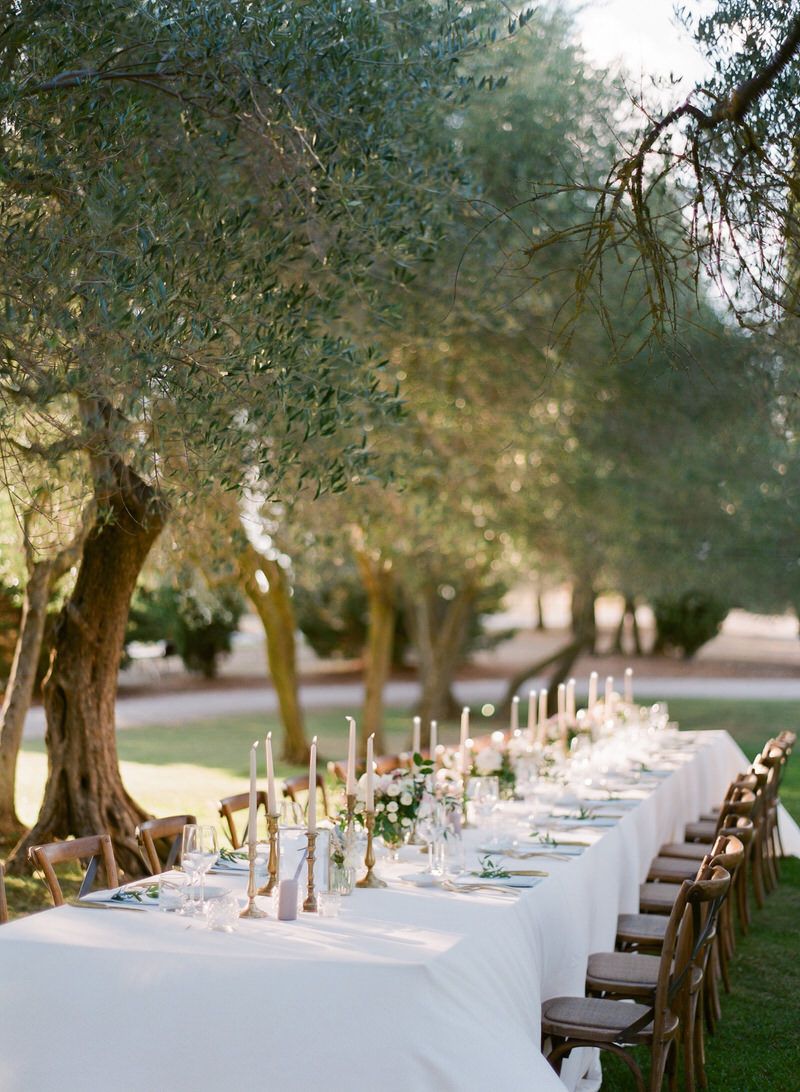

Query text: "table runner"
[0, 730, 796, 1092]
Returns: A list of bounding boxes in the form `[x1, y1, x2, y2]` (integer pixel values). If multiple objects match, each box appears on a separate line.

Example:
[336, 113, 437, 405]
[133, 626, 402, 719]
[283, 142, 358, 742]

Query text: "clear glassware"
[206, 891, 240, 932]
[439, 831, 466, 877]
[181, 824, 219, 913]
[416, 799, 446, 874]
[158, 871, 190, 912]
[280, 799, 304, 826]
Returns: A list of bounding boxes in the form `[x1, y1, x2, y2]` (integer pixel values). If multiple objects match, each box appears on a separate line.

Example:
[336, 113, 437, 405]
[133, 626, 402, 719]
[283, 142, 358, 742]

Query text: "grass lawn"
[3, 696, 800, 1088]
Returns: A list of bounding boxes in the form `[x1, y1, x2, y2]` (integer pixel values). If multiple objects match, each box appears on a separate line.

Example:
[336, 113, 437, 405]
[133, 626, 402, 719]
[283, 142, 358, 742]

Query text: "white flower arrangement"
[355, 761, 433, 846]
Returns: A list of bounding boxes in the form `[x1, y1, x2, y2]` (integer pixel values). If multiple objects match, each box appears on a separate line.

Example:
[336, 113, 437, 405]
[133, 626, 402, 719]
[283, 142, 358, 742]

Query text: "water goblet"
[181, 824, 219, 913]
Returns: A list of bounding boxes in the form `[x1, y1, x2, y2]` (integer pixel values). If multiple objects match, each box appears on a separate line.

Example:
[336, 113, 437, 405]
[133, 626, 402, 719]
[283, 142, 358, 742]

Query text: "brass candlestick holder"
[303, 831, 318, 912]
[356, 810, 386, 888]
[345, 792, 357, 834]
[258, 814, 280, 896]
[240, 839, 268, 919]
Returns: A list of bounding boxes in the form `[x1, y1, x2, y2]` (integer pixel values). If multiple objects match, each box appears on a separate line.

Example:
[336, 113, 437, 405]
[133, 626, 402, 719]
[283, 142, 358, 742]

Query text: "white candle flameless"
[248, 740, 259, 848]
[588, 671, 598, 711]
[459, 707, 470, 776]
[412, 716, 421, 756]
[265, 731, 277, 815]
[366, 734, 375, 811]
[605, 675, 614, 710]
[566, 678, 576, 724]
[429, 719, 438, 756]
[307, 736, 317, 833]
[346, 716, 357, 796]
[511, 695, 520, 733]
[527, 690, 536, 741]
[624, 667, 633, 704]
[537, 689, 548, 744]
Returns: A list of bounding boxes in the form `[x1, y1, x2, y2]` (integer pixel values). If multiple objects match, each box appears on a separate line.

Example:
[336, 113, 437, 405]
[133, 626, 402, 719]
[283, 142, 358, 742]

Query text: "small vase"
[330, 863, 356, 896]
[383, 836, 404, 863]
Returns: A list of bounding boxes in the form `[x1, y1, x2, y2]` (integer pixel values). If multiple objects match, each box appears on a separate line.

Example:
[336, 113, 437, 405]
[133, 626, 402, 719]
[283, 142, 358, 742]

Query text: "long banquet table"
[1, 729, 798, 1092]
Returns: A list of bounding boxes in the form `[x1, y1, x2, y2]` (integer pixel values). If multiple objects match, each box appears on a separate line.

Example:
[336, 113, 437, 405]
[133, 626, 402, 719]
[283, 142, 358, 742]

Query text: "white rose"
[387, 801, 399, 813]
[386, 782, 401, 797]
[375, 802, 385, 813]
[401, 817, 412, 827]
[399, 792, 413, 807]
[475, 748, 503, 774]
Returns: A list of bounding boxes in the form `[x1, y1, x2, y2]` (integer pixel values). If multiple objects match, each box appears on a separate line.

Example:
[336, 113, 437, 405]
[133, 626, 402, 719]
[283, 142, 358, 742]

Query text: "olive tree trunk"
[7, 463, 165, 876]
[239, 544, 309, 765]
[0, 507, 92, 839]
[354, 549, 395, 755]
[406, 584, 474, 725]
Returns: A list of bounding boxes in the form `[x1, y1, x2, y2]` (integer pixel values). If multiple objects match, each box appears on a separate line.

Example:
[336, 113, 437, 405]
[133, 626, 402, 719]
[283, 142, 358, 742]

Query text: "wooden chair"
[136, 814, 197, 875]
[218, 791, 268, 849]
[0, 862, 8, 925]
[586, 863, 731, 1092]
[374, 754, 403, 776]
[542, 878, 696, 1092]
[29, 834, 119, 908]
[283, 774, 329, 818]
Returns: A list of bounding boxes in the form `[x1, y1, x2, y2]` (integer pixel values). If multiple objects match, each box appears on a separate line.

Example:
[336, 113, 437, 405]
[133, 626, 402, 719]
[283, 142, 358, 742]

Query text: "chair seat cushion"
[616, 912, 669, 948]
[542, 995, 678, 1045]
[658, 841, 707, 860]
[647, 856, 700, 882]
[684, 819, 716, 841]
[586, 952, 660, 998]
[639, 882, 680, 912]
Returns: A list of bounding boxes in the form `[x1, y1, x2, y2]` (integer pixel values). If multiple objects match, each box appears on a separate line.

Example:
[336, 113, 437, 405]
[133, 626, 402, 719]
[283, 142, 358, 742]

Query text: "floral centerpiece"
[471, 735, 518, 800]
[355, 756, 433, 857]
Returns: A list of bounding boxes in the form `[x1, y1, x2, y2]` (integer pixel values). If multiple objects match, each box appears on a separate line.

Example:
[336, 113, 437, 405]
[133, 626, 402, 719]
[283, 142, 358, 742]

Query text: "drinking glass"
[158, 871, 190, 913]
[206, 891, 240, 933]
[181, 824, 219, 913]
[280, 799, 304, 826]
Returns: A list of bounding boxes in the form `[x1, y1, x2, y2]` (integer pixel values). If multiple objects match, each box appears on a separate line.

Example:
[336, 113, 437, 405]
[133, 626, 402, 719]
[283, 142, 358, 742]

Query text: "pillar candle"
[265, 731, 277, 815]
[429, 719, 438, 757]
[412, 715, 421, 756]
[346, 716, 357, 796]
[248, 740, 259, 848]
[536, 689, 548, 744]
[366, 734, 375, 811]
[624, 667, 634, 704]
[307, 736, 317, 833]
[566, 678, 576, 724]
[511, 695, 520, 733]
[527, 690, 536, 741]
[588, 671, 598, 711]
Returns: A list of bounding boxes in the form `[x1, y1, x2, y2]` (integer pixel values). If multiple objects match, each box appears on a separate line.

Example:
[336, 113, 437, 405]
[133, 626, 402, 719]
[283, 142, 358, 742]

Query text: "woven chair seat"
[616, 912, 669, 947]
[639, 882, 680, 913]
[588, 951, 702, 999]
[586, 952, 661, 998]
[647, 856, 700, 882]
[684, 818, 716, 841]
[658, 841, 707, 860]
[542, 995, 678, 1044]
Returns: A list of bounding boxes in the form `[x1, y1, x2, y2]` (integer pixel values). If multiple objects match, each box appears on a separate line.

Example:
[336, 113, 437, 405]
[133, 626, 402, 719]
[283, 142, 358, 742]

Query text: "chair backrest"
[282, 774, 329, 817]
[685, 862, 732, 976]
[708, 832, 745, 881]
[218, 791, 268, 849]
[373, 754, 403, 776]
[648, 879, 694, 1040]
[29, 834, 119, 908]
[0, 862, 8, 924]
[136, 814, 197, 875]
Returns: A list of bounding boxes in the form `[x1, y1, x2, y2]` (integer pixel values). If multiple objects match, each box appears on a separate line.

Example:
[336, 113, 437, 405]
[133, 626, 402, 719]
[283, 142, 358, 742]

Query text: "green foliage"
[652, 592, 729, 659]
[293, 566, 409, 666]
[126, 579, 244, 679]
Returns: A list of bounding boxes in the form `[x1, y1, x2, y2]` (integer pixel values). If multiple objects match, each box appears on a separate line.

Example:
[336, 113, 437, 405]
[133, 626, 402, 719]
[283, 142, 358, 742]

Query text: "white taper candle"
[265, 731, 277, 815]
[307, 736, 317, 833]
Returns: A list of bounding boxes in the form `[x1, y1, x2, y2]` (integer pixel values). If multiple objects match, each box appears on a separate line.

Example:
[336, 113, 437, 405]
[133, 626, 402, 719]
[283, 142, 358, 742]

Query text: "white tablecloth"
[1, 730, 797, 1092]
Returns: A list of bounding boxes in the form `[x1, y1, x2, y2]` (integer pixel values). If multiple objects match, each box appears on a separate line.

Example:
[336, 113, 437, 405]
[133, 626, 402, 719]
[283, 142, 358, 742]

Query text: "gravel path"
[22, 674, 800, 740]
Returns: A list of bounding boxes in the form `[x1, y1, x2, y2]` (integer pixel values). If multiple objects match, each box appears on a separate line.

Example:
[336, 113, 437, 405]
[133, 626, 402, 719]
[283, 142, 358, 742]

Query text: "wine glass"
[181, 824, 219, 913]
[280, 799, 304, 827]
